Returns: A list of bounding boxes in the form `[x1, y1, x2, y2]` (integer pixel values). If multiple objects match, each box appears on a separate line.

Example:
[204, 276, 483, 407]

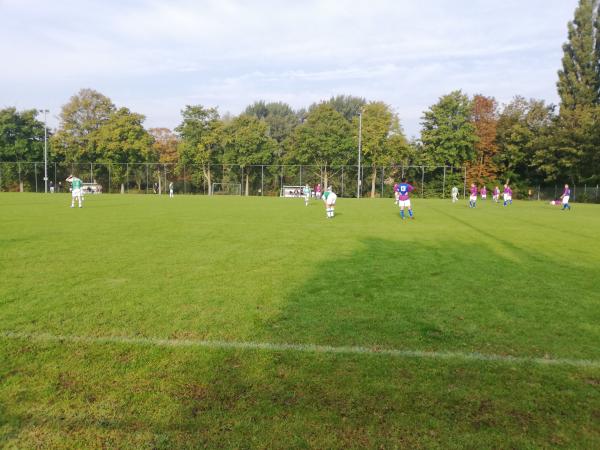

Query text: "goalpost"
[212, 183, 242, 195]
[281, 186, 308, 198]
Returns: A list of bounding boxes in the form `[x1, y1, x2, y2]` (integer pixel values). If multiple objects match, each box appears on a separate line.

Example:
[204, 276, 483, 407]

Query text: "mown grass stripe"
[2, 331, 599, 369]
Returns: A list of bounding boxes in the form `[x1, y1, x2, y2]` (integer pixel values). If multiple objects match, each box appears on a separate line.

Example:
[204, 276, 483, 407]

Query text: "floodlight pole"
[39, 109, 49, 193]
[357, 110, 362, 198]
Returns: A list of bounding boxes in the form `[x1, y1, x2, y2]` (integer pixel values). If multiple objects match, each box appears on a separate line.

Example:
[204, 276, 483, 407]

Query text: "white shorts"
[452, 192, 458, 198]
[469, 195, 477, 202]
[398, 199, 411, 208]
[326, 201, 336, 207]
[72, 189, 81, 198]
[503, 194, 512, 201]
[481, 194, 487, 199]
[562, 196, 569, 204]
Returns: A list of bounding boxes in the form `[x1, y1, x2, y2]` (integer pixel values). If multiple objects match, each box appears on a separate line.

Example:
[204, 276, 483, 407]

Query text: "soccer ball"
[550, 201, 556, 205]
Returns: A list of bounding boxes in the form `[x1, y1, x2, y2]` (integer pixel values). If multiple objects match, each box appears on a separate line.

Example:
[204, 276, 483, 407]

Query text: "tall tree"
[149, 128, 179, 164]
[420, 90, 477, 167]
[310, 95, 367, 122]
[95, 108, 155, 193]
[467, 95, 499, 184]
[287, 103, 354, 189]
[557, 0, 600, 109]
[243, 101, 300, 148]
[496, 97, 555, 183]
[175, 105, 223, 195]
[51, 89, 115, 162]
[223, 115, 277, 196]
[0, 107, 46, 162]
[357, 102, 408, 197]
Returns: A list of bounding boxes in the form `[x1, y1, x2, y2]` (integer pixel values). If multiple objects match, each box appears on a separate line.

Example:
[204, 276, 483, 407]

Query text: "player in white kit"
[169, 181, 174, 198]
[67, 175, 83, 208]
[302, 184, 311, 206]
[322, 186, 337, 218]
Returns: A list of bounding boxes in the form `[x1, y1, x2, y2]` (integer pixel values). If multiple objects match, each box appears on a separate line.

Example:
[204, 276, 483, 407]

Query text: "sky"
[0, 0, 578, 138]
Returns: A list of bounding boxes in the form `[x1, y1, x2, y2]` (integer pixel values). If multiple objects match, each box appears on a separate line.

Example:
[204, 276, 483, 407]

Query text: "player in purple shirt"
[469, 183, 478, 208]
[493, 186, 500, 203]
[560, 184, 571, 210]
[480, 186, 487, 200]
[395, 178, 414, 220]
[503, 184, 512, 206]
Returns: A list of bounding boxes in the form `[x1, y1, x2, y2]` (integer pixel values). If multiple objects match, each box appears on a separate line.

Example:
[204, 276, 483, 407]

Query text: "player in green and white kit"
[322, 186, 337, 218]
[169, 181, 174, 198]
[67, 175, 83, 208]
[302, 184, 311, 206]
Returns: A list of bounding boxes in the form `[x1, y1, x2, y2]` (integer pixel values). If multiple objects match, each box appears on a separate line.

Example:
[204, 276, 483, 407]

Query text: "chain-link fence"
[1, 161, 598, 202]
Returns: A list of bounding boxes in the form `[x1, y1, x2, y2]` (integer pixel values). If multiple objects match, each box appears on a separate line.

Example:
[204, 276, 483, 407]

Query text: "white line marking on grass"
[2, 331, 599, 369]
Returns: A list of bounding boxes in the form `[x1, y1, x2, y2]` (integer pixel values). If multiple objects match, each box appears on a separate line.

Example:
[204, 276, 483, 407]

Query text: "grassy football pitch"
[1, 193, 599, 449]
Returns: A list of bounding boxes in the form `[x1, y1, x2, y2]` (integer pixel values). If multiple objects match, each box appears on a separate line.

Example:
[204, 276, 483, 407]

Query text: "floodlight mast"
[357, 109, 363, 198]
[39, 109, 49, 193]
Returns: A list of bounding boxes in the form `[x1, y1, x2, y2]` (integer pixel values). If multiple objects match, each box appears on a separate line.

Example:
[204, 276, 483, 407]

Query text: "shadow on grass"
[262, 236, 600, 359]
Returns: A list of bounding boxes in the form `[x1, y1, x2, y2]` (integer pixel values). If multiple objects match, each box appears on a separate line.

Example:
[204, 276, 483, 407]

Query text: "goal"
[281, 186, 307, 198]
[212, 183, 242, 195]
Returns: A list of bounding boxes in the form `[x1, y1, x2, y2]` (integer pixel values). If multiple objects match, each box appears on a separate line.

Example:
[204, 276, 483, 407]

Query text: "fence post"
[596, 184, 599, 201]
[90, 162, 93, 183]
[183, 165, 186, 194]
[537, 185, 540, 201]
[35, 162, 38, 192]
[421, 166, 425, 198]
[341, 166, 344, 197]
[261, 165, 264, 196]
[381, 167, 384, 198]
[299, 165, 302, 186]
[442, 166, 446, 198]
[18, 162, 22, 192]
[146, 163, 149, 194]
[463, 167, 467, 198]
[54, 162, 57, 189]
[0, 163, 2, 191]
[109, 163, 111, 193]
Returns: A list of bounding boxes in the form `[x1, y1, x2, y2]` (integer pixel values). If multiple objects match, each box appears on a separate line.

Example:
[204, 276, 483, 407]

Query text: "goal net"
[212, 183, 242, 195]
[281, 186, 308, 198]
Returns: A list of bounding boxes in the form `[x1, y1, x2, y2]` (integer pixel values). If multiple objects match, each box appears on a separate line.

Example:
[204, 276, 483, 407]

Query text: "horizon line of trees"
[1, 0, 599, 196]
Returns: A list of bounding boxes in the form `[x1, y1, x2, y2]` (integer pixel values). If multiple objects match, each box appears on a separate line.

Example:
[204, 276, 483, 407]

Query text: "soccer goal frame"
[281, 185, 308, 198]
[212, 183, 242, 195]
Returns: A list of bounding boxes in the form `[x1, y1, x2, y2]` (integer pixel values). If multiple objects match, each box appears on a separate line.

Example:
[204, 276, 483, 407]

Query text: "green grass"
[1, 193, 599, 449]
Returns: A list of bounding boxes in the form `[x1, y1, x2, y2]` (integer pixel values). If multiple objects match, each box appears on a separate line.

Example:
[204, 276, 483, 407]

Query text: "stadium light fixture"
[39, 109, 49, 193]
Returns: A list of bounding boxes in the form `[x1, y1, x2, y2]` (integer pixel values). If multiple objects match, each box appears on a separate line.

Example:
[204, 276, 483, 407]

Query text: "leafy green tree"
[51, 89, 115, 162]
[243, 101, 300, 146]
[95, 108, 155, 193]
[420, 91, 477, 167]
[357, 102, 408, 197]
[496, 97, 555, 183]
[310, 95, 366, 122]
[0, 107, 46, 162]
[175, 105, 223, 195]
[287, 103, 355, 189]
[557, 0, 600, 109]
[223, 115, 277, 195]
[149, 128, 179, 165]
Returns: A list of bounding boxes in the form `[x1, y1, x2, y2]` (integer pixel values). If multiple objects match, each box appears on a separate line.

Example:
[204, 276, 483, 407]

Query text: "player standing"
[492, 186, 500, 203]
[303, 184, 311, 206]
[560, 184, 571, 210]
[315, 183, 322, 200]
[169, 181, 174, 198]
[67, 175, 83, 208]
[451, 186, 459, 203]
[480, 185, 487, 200]
[322, 186, 337, 218]
[503, 184, 513, 206]
[468, 183, 478, 208]
[395, 178, 414, 220]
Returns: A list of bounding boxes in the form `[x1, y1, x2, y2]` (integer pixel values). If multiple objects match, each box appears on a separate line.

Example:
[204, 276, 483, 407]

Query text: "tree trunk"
[371, 166, 377, 198]
[120, 183, 125, 194]
[203, 165, 212, 195]
[158, 172, 162, 195]
[323, 167, 328, 191]
[245, 169, 250, 196]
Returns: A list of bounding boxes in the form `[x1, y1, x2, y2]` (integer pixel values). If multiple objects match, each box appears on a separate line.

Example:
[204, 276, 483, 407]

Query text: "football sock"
[408, 209, 413, 218]
[400, 210, 405, 219]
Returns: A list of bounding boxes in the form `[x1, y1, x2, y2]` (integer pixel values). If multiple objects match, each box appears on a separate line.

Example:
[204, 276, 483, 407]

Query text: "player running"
[468, 183, 478, 208]
[451, 186, 459, 203]
[395, 178, 414, 220]
[315, 183, 322, 200]
[493, 186, 500, 203]
[66, 175, 83, 208]
[303, 184, 311, 206]
[503, 184, 513, 206]
[560, 184, 571, 210]
[480, 186, 487, 200]
[322, 186, 337, 218]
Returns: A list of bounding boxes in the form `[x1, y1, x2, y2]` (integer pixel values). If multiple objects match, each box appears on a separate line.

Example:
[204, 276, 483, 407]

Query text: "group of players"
[64, 174, 572, 217]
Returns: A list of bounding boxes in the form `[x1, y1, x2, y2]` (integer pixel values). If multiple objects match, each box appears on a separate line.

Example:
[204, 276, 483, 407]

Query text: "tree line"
[1, 0, 599, 196]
